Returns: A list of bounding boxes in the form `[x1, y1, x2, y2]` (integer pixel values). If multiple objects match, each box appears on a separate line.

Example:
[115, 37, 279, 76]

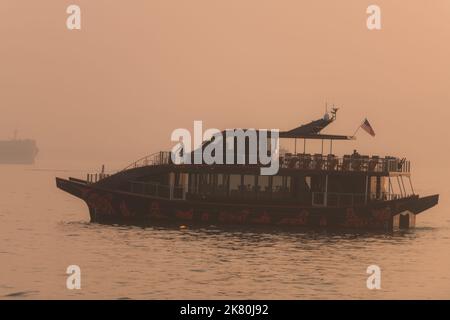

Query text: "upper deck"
[114, 151, 410, 175]
[87, 112, 410, 183]
[279, 153, 410, 174]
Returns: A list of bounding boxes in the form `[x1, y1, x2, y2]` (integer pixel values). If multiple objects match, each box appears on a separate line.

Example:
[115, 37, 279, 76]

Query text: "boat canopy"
[280, 113, 353, 140]
[199, 111, 354, 145]
[280, 132, 354, 140]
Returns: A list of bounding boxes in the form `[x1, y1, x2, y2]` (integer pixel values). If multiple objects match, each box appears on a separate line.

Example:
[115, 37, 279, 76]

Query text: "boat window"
[272, 176, 282, 192]
[242, 175, 256, 198]
[188, 173, 198, 194]
[296, 175, 312, 204]
[243, 175, 255, 192]
[311, 175, 326, 192]
[199, 173, 213, 195]
[229, 174, 242, 197]
[380, 177, 387, 197]
[296, 175, 312, 193]
[174, 172, 181, 186]
[257, 175, 271, 199]
[370, 176, 378, 200]
[272, 176, 291, 199]
[286, 176, 292, 191]
[215, 174, 229, 196]
[305, 176, 311, 190]
[369, 176, 388, 200]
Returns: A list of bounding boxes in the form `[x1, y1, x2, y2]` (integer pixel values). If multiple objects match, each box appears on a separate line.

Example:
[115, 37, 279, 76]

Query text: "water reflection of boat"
[56, 110, 438, 230]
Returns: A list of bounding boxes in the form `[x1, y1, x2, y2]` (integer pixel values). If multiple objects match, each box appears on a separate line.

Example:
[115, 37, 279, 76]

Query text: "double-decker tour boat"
[56, 109, 438, 230]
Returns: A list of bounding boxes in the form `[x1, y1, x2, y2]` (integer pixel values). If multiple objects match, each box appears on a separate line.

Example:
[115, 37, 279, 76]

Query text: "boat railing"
[129, 180, 185, 200]
[280, 154, 410, 173]
[312, 191, 413, 207]
[122, 151, 172, 171]
[86, 173, 111, 184]
[120, 151, 410, 174]
[85, 152, 409, 185]
[85, 151, 172, 184]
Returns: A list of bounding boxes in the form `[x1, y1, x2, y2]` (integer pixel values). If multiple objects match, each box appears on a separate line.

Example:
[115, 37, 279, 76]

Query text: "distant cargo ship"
[0, 132, 38, 164]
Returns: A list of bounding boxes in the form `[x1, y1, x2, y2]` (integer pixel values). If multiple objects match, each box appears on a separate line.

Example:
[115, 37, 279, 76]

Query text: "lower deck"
[56, 176, 439, 230]
[122, 169, 414, 208]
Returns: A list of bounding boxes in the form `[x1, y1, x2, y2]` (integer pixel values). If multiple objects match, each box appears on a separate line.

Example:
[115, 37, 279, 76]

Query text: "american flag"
[361, 118, 376, 137]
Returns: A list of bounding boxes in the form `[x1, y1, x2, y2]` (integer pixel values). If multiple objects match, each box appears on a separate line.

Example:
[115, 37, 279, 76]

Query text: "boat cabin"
[89, 111, 414, 208]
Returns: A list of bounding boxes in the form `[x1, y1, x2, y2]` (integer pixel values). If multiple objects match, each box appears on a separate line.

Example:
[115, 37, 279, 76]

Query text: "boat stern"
[408, 194, 439, 215]
[392, 194, 439, 229]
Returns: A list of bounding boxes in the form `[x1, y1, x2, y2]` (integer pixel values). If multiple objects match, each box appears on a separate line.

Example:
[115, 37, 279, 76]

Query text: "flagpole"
[351, 119, 365, 138]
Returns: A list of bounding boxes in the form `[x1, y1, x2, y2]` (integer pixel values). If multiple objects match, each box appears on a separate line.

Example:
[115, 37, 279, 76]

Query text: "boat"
[0, 131, 38, 164]
[56, 110, 438, 230]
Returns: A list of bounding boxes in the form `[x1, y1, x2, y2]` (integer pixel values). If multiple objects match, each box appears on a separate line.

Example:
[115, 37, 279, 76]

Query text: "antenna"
[323, 102, 331, 121]
[331, 107, 339, 120]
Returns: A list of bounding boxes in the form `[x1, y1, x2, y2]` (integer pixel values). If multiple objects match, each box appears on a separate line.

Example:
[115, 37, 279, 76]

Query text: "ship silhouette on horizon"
[0, 130, 38, 164]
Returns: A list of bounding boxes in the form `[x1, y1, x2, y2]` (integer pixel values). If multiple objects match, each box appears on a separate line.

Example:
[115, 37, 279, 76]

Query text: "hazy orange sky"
[1, 0, 449, 172]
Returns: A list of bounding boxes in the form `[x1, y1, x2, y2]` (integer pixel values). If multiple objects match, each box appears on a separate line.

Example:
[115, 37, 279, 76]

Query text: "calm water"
[0, 164, 449, 299]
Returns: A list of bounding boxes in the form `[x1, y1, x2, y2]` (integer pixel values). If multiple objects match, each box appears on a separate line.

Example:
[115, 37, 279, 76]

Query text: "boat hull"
[56, 177, 438, 231]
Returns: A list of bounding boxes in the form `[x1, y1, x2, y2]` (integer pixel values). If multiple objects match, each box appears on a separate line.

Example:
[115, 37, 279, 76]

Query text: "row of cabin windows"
[188, 173, 308, 199]
[185, 173, 377, 199]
